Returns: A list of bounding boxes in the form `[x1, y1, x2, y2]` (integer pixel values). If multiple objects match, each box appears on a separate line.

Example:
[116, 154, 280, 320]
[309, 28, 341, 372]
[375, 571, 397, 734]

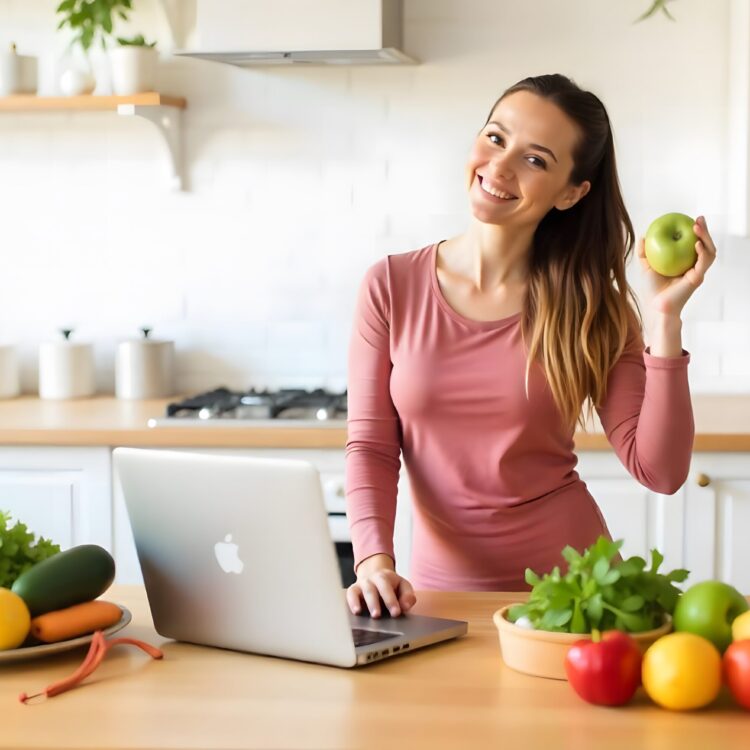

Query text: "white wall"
[0, 0, 745, 396]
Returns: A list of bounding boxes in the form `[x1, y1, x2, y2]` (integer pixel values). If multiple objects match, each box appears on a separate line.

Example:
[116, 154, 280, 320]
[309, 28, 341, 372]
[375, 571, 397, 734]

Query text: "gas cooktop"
[147, 387, 347, 428]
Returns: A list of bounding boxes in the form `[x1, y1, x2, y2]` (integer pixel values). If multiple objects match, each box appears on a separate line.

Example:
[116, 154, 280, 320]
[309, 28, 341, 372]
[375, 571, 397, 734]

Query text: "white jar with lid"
[0, 344, 20, 399]
[116, 327, 175, 400]
[39, 329, 96, 400]
[0, 43, 38, 95]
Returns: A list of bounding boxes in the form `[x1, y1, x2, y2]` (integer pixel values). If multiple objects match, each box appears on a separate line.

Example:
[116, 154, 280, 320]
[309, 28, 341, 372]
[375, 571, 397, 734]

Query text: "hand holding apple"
[644, 213, 698, 277]
[637, 213, 717, 318]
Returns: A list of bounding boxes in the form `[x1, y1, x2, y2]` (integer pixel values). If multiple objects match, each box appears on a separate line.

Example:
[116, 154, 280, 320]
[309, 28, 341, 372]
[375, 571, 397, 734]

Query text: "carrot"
[30, 600, 122, 643]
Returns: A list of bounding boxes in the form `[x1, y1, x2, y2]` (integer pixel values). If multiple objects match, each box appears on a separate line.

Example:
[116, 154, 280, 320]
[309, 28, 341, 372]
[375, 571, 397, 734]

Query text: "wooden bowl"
[493, 604, 673, 680]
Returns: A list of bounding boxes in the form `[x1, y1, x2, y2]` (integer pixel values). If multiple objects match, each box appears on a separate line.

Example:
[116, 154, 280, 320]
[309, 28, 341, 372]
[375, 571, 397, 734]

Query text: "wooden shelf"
[0, 92, 187, 112]
[0, 92, 188, 189]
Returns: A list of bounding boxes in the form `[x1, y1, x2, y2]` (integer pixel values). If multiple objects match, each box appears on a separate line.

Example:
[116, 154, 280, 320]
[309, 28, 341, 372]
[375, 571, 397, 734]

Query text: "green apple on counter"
[673, 580, 749, 653]
[644, 212, 698, 277]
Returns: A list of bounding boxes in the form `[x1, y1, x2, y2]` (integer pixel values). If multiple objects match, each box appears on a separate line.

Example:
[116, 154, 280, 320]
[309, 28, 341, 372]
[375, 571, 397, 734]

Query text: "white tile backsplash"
[0, 0, 746, 395]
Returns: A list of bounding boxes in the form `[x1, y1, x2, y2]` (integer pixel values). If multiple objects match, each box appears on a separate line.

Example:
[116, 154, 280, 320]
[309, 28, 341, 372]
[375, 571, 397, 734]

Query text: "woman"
[344, 74, 716, 619]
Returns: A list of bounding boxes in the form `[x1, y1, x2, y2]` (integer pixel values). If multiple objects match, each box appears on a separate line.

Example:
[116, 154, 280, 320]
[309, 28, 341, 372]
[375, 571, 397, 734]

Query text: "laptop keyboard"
[352, 628, 399, 647]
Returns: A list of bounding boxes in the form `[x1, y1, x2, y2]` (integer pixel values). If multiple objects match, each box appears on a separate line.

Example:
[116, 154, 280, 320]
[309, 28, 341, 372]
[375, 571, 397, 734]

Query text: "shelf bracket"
[117, 103, 184, 191]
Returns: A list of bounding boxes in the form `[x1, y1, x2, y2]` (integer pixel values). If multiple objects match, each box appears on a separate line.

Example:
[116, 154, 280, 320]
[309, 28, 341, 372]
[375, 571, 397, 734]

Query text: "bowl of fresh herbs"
[493, 536, 688, 680]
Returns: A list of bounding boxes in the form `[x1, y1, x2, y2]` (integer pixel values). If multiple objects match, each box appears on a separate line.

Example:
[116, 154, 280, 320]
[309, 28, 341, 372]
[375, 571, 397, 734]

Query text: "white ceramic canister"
[0, 345, 20, 399]
[0, 43, 38, 95]
[115, 327, 175, 400]
[38, 329, 96, 400]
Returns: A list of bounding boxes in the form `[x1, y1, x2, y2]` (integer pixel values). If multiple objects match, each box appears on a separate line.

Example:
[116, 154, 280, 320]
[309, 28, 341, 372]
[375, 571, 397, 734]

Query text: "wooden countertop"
[0, 395, 749, 451]
[1, 585, 747, 749]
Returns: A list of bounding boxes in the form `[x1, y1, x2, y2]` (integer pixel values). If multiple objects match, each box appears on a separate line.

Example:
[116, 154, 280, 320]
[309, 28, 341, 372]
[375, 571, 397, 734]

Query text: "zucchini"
[11, 544, 115, 617]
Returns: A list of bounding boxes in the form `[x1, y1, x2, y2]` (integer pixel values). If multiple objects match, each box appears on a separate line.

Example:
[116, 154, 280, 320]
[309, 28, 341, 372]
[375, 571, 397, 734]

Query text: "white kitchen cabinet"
[579, 451, 750, 594]
[7, 443, 748, 595]
[683, 453, 750, 593]
[0, 447, 112, 553]
[576, 451, 684, 572]
[112, 447, 413, 585]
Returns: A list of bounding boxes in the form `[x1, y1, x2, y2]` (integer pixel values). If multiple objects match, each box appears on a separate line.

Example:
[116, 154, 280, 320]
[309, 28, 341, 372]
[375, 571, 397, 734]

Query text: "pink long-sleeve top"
[345, 242, 695, 591]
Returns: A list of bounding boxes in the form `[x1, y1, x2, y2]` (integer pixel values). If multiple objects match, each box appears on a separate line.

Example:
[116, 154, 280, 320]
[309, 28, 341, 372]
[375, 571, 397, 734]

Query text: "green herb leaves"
[116, 34, 156, 48]
[0, 510, 61, 588]
[508, 536, 689, 634]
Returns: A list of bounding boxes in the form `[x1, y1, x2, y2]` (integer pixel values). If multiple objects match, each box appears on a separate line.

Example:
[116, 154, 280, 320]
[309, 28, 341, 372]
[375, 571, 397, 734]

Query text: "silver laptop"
[113, 447, 467, 667]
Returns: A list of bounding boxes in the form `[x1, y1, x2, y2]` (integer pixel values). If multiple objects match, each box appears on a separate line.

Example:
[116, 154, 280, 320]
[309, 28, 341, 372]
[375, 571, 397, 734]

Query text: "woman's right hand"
[346, 553, 417, 618]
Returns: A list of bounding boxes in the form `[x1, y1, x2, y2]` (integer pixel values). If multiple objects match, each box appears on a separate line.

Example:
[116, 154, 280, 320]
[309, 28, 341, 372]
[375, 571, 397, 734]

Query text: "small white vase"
[109, 46, 157, 95]
[59, 67, 95, 96]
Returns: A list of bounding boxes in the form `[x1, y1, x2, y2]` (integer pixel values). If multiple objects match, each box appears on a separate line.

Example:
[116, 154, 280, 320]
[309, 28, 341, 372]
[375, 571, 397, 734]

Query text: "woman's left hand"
[636, 215, 717, 317]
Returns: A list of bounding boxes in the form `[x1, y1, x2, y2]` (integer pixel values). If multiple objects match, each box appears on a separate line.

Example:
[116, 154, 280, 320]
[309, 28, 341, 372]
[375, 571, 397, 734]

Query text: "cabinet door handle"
[695, 472, 711, 487]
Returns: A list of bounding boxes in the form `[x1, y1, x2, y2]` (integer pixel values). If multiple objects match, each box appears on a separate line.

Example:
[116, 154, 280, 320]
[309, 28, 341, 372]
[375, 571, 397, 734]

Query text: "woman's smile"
[477, 175, 519, 203]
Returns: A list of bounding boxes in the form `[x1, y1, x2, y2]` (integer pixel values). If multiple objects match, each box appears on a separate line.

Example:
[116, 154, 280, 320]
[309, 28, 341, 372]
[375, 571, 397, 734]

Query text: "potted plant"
[109, 34, 158, 95]
[56, 0, 133, 95]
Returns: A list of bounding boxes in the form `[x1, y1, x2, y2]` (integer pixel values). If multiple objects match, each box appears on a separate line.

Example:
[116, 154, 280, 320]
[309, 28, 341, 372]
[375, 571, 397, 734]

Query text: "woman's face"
[466, 90, 590, 227]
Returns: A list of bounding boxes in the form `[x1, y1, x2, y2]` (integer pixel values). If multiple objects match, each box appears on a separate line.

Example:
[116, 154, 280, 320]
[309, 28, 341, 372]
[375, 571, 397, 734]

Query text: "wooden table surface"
[0, 585, 747, 749]
[1, 394, 750, 450]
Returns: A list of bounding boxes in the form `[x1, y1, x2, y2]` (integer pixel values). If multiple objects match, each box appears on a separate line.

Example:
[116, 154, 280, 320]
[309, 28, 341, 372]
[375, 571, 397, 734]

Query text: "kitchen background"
[0, 0, 747, 398]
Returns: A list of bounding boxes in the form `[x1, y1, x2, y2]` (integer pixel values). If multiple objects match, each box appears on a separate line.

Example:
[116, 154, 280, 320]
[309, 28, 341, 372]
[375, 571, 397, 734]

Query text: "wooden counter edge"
[1, 429, 749, 451]
[0, 427, 350, 449]
[0, 427, 750, 453]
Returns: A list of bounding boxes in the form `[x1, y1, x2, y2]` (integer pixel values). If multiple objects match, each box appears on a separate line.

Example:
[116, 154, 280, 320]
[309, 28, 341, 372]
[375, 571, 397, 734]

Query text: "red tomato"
[723, 640, 750, 710]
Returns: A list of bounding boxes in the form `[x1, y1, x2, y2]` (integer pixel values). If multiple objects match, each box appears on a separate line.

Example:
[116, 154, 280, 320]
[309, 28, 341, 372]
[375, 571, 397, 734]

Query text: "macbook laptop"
[113, 447, 468, 667]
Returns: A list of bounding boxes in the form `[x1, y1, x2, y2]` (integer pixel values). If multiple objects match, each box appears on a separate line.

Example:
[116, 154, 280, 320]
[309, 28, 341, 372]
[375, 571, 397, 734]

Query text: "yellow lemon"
[642, 632, 721, 711]
[0, 587, 31, 650]
[732, 610, 750, 642]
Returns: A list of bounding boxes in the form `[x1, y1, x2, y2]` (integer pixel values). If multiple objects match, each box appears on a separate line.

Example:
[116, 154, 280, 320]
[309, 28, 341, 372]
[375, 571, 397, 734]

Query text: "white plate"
[0, 605, 132, 664]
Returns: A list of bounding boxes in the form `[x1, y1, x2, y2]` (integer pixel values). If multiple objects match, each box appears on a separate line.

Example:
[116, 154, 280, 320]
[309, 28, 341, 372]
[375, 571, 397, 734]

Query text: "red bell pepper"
[564, 629, 642, 706]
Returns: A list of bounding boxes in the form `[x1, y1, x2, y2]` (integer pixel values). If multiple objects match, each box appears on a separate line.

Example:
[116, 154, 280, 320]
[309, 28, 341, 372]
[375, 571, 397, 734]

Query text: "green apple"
[644, 212, 698, 277]
[673, 580, 749, 653]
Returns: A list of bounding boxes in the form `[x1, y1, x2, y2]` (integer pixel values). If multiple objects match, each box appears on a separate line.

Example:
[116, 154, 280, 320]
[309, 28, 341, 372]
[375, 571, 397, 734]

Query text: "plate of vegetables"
[0, 510, 129, 664]
[493, 536, 688, 680]
[0, 604, 132, 664]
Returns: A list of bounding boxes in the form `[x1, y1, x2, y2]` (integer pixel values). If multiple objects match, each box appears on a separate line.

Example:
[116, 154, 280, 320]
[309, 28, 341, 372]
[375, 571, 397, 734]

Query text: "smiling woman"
[470, 80, 633, 432]
[345, 73, 710, 619]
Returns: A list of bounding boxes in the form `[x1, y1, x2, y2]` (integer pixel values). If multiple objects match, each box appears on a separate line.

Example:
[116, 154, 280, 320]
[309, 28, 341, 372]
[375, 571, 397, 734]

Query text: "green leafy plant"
[56, 0, 133, 52]
[0, 510, 61, 588]
[116, 34, 156, 48]
[508, 536, 689, 634]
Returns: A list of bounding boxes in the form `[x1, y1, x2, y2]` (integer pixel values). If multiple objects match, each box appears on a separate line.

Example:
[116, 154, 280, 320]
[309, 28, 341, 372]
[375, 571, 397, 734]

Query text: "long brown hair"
[484, 74, 642, 433]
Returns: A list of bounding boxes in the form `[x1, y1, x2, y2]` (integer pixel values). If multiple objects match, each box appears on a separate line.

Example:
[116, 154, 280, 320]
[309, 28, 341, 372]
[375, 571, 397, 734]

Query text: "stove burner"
[165, 387, 347, 422]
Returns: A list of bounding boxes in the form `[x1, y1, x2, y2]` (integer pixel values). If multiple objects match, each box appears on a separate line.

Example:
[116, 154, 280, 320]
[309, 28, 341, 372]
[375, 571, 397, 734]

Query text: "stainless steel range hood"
[175, 0, 416, 66]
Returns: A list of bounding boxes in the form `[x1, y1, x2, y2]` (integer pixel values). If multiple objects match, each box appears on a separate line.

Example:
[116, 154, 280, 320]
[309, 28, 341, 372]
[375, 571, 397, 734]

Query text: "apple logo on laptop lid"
[214, 534, 244, 574]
